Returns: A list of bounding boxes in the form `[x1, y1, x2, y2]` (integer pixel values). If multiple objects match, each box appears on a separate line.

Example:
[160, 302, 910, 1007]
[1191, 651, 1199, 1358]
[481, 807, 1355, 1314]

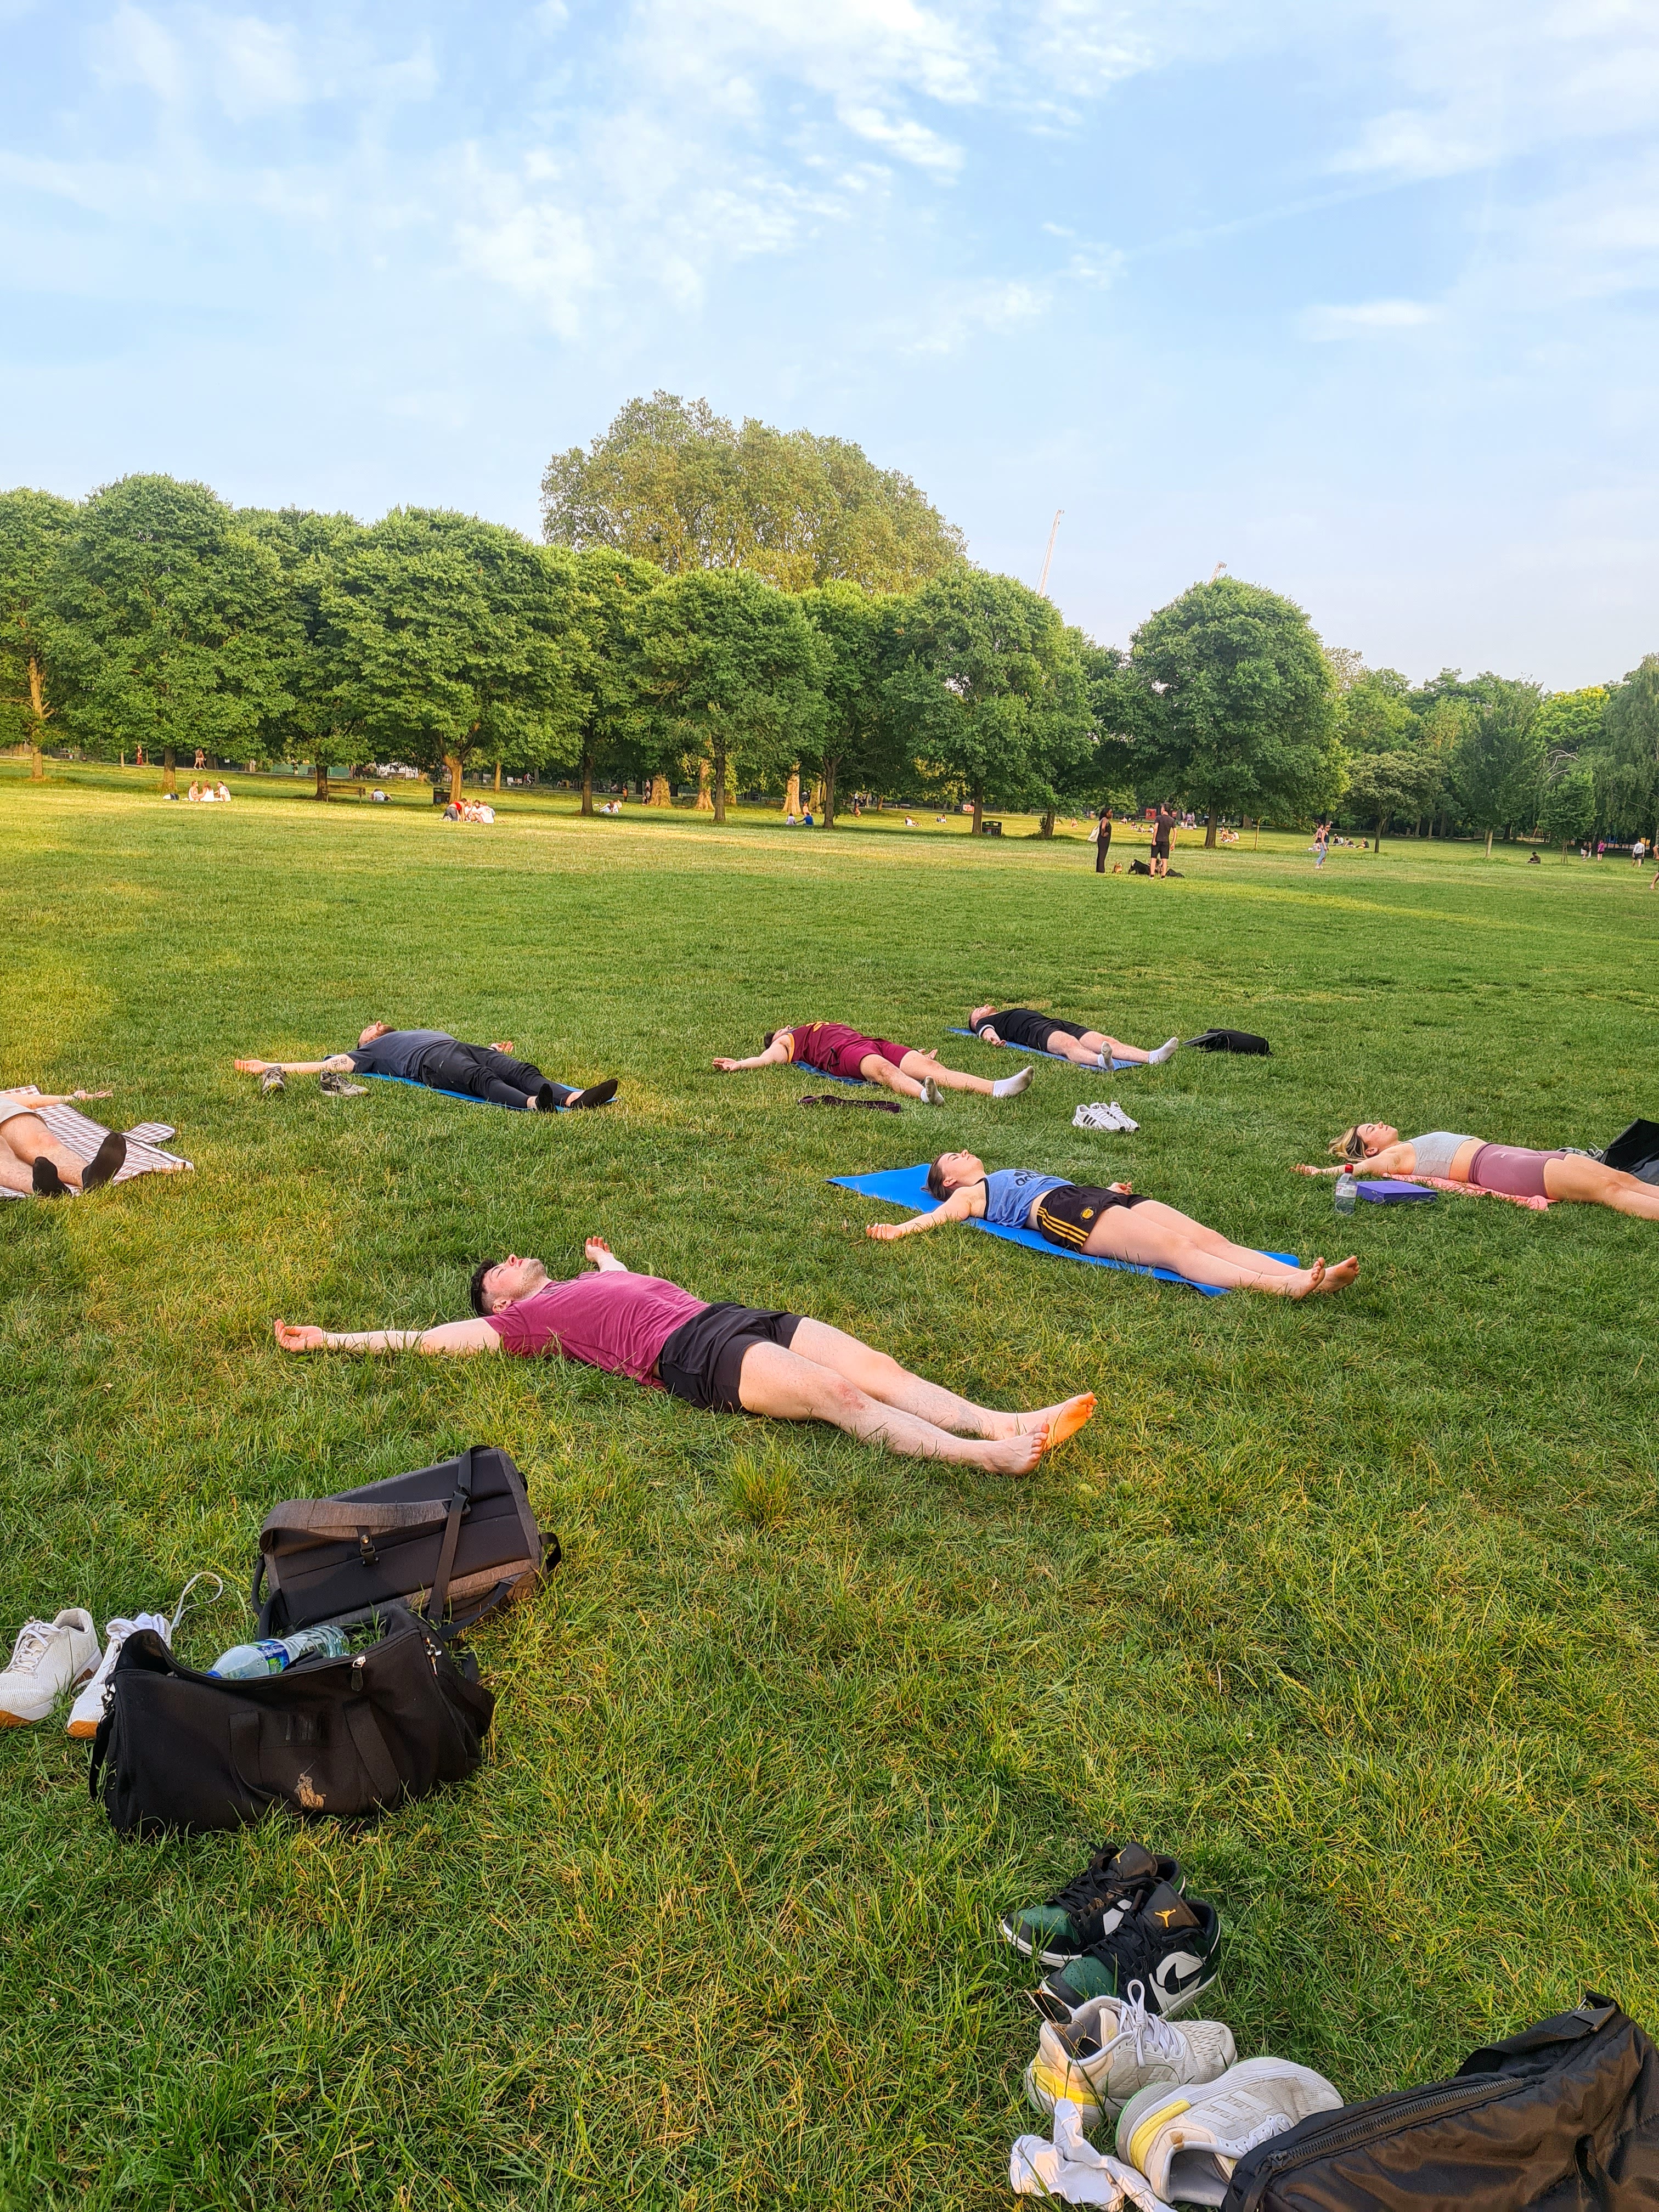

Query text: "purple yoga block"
[1358, 1178, 1436, 1203]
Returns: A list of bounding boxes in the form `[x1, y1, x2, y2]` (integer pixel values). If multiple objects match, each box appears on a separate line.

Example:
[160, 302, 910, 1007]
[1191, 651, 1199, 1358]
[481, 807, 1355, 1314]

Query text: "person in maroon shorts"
[273, 1238, 1094, 1472]
[713, 1021, 1034, 1102]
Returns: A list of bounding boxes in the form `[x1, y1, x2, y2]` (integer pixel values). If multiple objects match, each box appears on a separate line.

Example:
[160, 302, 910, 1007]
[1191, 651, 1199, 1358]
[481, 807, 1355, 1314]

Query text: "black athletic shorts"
[983, 1009, 1088, 1053]
[1031, 1182, 1149, 1251]
[657, 1302, 804, 1413]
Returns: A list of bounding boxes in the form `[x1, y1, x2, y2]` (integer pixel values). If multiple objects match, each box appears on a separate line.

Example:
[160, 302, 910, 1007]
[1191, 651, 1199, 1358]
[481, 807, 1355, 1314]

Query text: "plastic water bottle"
[1333, 1167, 1358, 1217]
[209, 1625, 351, 1679]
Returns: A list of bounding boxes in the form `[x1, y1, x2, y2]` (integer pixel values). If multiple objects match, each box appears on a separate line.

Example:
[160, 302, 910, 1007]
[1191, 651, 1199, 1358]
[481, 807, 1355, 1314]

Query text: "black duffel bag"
[1186, 1027, 1272, 1055]
[253, 1443, 556, 1635]
[89, 1602, 495, 1836]
[1226, 1993, 1659, 2211]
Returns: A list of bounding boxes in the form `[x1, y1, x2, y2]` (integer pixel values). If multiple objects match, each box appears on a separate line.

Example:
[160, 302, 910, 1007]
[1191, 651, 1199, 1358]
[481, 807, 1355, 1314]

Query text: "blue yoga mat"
[947, 1029, 1139, 1071]
[360, 1073, 611, 1111]
[830, 1163, 1300, 1297]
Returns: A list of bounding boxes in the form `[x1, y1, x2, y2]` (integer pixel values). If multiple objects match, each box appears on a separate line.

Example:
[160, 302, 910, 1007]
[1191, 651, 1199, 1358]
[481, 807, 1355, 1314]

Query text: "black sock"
[80, 1132, 127, 1191]
[32, 1156, 68, 1197]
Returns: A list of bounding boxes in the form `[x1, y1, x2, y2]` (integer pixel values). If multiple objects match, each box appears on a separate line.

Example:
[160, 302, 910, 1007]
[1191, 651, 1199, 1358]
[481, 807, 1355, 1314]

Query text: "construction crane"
[1209, 561, 1228, 582]
[1039, 509, 1063, 597]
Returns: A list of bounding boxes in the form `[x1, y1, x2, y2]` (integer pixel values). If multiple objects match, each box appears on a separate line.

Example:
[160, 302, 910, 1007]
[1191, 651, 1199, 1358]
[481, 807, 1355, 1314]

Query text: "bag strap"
[345, 1694, 405, 1807]
[424, 1446, 476, 1625]
[259, 1497, 453, 1548]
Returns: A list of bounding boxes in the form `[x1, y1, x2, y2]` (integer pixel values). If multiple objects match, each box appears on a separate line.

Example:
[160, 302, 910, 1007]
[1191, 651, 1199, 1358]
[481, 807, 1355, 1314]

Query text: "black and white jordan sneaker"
[1028, 1882, 1221, 2024]
[998, 1841, 1183, 1966]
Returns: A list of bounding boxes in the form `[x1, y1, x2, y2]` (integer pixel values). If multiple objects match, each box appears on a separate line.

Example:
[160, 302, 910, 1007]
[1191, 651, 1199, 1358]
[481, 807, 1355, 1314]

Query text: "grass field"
[3, 762, 1657, 2212]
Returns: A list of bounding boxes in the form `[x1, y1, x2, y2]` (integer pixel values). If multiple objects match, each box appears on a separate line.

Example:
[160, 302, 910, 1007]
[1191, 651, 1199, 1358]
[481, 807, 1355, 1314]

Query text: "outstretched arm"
[713, 1037, 792, 1072]
[866, 1187, 979, 1243]
[273, 1317, 500, 1355]
[235, 1058, 331, 1076]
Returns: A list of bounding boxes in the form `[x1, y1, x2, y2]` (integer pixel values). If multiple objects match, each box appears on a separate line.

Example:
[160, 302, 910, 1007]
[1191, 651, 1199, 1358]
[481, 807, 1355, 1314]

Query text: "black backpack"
[253, 1443, 555, 1635]
[89, 1602, 495, 1836]
[1601, 1120, 1659, 1186]
[1186, 1028, 1272, 1055]
[1226, 1994, 1659, 2211]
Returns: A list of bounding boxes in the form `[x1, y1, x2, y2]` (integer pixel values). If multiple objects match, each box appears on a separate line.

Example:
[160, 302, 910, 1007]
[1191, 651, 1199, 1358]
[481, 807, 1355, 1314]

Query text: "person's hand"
[916, 1047, 939, 1061]
[866, 1222, 908, 1240]
[489, 1041, 515, 1053]
[234, 1058, 269, 1074]
[712, 1058, 744, 1071]
[584, 1236, 612, 1260]
[273, 1319, 327, 1352]
[1109, 1181, 1134, 1195]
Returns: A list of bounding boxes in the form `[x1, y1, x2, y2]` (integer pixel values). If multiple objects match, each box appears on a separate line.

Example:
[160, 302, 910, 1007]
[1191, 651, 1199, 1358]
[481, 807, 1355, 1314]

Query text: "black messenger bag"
[253, 1444, 556, 1635]
[1225, 1993, 1659, 2212]
[1186, 1027, 1272, 1055]
[89, 1604, 495, 1836]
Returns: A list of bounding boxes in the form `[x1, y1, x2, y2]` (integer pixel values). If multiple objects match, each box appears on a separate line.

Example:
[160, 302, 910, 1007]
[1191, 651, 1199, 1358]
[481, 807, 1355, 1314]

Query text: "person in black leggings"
[235, 1024, 618, 1111]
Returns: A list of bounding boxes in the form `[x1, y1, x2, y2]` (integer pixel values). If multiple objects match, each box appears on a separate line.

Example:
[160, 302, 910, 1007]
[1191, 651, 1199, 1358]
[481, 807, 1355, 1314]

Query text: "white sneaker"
[1116, 2057, 1344, 2207]
[0, 1609, 100, 1725]
[1073, 1103, 1119, 1132]
[65, 1572, 222, 1738]
[992, 1066, 1034, 1098]
[1108, 1101, 1139, 1132]
[66, 1612, 173, 1737]
[1026, 1980, 1237, 2128]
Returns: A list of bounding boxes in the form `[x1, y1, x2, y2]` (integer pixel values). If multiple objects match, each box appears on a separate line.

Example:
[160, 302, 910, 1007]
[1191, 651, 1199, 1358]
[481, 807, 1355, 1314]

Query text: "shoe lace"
[6, 1621, 56, 1675]
[1044, 1847, 1127, 1914]
[1098, 1980, 1183, 2071]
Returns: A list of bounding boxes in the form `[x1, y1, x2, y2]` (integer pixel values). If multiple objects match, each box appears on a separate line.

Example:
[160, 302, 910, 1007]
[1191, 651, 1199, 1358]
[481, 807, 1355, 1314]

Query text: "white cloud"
[200, 14, 307, 117]
[91, 2, 185, 100]
[834, 100, 962, 176]
[1301, 298, 1441, 340]
[900, 275, 1052, 355]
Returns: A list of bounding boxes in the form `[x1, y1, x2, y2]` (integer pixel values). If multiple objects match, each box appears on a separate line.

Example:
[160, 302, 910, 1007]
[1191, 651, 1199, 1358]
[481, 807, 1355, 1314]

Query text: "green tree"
[1540, 762, 1596, 860]
[1598, 657, 1659, 844]
[46, 475, 290, 791]
[889, 570, 1068, 836]
[240, 506, 367, 796]
[1127, 577, 1343, 844]
[1338, 668, 1441, 852]
[542, 392, 967, 592]
[797, 582, 907, 827]
[637, 567, 823, 825]
[561, 550, 661, 815]
[1451, 676, 1546, 854]
[1025, 627, 1099, 837]
[0, 489, 77, 780]
[323, 512, 579, 802]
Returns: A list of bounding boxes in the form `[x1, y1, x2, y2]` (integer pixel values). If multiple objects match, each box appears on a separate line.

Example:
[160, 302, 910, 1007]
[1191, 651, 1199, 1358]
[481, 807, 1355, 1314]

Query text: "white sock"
[992, 1066, 1033, 1098]
[1097, 1047, 1111, 1068]
[1148, 1037, 1180, 1064]
[917, 1079, 941, 1104]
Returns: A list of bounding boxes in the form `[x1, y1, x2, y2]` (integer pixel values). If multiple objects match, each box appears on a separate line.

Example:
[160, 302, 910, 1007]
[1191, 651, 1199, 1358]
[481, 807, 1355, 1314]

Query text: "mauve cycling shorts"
[1467, 1143, 1565, 1199]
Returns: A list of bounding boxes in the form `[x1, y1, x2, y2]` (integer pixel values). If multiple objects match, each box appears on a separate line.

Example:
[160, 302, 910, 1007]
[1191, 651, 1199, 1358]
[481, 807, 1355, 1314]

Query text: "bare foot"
[1310, 1254, 1358, 1294]
[981, 1430, 1046, 1476]
[988, 1392, 1097, 1448]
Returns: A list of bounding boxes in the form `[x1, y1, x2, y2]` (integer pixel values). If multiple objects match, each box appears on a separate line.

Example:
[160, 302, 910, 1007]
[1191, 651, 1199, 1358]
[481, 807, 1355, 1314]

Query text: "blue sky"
[3, 0, 1656, 687]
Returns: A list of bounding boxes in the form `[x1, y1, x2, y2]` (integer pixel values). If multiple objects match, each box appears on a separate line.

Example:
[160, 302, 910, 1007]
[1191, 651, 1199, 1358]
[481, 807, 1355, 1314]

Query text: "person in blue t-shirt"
[865, 1151, 1357, 1297]
[234, 1023, 617, 1111]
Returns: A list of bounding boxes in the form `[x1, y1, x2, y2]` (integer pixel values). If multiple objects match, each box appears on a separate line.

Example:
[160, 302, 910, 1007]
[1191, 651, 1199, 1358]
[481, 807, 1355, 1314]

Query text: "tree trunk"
[1375, 811, 1385, 855]
[446, 753, 463, 803]
[1560, 841, 1570, 862]
[696, 758, 714, 812]
[783, 769, 800, 816]
[494, 759, 502, 792]
[162, 746, 177, 794]
[712, 741, 727, 824]
[27, 656, 49, 778]
[314, 759, 331, 800]
[1039, 809, 1056, 838]
[1252, 818, 1260, 849]
[580, 753, 594, 815]
[971, 786, 984, 837]
[1484, 828, 1493, 858]
[1205, 804, 1218, 849]
[821, 755, 838, 826]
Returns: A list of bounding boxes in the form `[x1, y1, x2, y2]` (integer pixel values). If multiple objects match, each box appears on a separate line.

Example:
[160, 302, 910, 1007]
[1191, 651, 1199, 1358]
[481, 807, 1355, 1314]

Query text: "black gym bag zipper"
[1232, 2075, 1517, 2211]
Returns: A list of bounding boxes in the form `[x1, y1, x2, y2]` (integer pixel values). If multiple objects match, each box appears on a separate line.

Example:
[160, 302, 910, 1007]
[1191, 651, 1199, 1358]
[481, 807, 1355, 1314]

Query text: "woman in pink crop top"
[1313, 1121, 1659, 1217]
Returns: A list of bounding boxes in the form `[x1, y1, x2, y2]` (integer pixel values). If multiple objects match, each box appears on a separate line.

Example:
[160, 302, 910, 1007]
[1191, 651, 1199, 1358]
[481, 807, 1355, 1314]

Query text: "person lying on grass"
[1309, 1122, 1659, 1219]
[714, 1022, 1033, 1103]
[234, 1024, 618, 1112]
[273, 1239, 1094, 1473]
[867, 1153, 1358, 1297]
[0, 1091, 125, 1198]
[968, 1005, 1181, 1069]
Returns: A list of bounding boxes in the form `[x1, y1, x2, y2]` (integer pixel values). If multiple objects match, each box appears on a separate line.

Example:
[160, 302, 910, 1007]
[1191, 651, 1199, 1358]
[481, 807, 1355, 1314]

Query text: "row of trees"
[1330, 656, 1659, 855]
[2, 392, 1655, 845]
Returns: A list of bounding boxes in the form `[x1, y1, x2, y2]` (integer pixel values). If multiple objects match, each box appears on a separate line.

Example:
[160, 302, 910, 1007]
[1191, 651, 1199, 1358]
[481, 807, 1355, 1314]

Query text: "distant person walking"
[1312, 820, 1329, 870]
[1093, 815, 1112, 873]
[1150, 804, 1176, 878]
[1633, 837, 1646, 867]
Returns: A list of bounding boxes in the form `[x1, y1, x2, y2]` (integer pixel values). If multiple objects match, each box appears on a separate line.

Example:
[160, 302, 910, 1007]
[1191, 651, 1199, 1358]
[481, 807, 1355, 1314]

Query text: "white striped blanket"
[0, 1089, 193, 1199]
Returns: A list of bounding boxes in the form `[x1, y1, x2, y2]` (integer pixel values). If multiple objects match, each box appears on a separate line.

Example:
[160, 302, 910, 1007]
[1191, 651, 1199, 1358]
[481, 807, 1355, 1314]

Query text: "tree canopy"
[1127, 577, 1343, 843]
[541, 393, 967, 594]
[0, 488, 77, 778]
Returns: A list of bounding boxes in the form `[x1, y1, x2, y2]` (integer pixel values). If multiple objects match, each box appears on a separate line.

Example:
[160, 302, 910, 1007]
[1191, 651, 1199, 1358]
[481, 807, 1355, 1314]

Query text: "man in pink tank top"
[714, 1021, 1034, 1102]
[273, 1239, 1093, 1474]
